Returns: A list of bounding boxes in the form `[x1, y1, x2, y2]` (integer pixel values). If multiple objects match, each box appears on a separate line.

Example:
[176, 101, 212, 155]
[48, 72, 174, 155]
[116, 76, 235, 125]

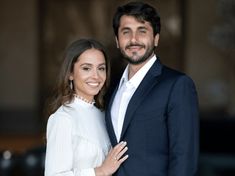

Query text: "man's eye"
[122, 31, 129, 35]
[139, 30, 146, 33]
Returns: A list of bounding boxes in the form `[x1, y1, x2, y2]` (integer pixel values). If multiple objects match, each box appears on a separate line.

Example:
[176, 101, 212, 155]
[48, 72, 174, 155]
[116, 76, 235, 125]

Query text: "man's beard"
[120, 44, 155, 65]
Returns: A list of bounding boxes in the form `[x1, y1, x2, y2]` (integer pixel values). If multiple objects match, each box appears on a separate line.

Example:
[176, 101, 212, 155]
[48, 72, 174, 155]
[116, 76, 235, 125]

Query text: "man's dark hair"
[113, 1, 161, 37]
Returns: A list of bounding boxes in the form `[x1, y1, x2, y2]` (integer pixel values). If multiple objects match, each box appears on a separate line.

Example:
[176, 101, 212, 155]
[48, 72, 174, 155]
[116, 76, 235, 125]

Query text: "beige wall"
[0, 0, 39, 134]
[185, 0, 233, 115]
[0, 0, 38, 108]
[0, 0, 234, 154]
[0, 0, 234, 132]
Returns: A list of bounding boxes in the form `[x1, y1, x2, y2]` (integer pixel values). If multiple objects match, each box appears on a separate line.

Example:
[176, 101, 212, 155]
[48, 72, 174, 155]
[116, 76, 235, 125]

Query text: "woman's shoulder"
[48, 105, 74, 124]
[46, 106, 74, 139]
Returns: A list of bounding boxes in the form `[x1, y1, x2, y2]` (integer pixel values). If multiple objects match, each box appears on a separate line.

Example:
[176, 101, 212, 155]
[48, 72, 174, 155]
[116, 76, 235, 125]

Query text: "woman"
[44, 39, 128, 176]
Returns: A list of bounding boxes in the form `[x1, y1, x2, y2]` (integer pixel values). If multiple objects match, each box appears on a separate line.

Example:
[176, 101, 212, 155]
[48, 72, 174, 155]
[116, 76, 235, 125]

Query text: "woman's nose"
[92, 69, 99, 78]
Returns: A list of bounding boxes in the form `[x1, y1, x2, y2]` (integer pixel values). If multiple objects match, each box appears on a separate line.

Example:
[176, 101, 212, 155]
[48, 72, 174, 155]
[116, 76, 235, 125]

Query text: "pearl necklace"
[74, 94, 95, 104]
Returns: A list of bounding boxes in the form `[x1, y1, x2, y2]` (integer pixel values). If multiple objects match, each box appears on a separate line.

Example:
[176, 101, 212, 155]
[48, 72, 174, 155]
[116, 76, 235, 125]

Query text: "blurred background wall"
[0, 0, 234, 175]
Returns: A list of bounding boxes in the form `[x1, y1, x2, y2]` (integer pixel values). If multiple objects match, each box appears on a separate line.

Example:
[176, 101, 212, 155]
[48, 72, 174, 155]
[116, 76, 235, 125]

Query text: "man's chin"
[124, 57, 147, 65]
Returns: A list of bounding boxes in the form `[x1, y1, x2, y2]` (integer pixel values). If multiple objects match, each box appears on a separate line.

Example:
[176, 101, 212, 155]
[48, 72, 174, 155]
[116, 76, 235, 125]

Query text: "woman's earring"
[69, 80, 73, 90]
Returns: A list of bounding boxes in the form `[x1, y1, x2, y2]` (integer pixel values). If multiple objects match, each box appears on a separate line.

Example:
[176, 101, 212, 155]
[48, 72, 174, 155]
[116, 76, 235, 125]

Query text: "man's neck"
[128, 54, 155, 80]
[128, 62, 146, 80]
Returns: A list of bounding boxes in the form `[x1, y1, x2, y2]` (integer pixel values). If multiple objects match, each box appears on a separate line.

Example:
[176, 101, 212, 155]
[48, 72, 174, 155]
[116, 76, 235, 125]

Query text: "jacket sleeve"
[167, 75, 199, 176]
[44, 113, 96, 176]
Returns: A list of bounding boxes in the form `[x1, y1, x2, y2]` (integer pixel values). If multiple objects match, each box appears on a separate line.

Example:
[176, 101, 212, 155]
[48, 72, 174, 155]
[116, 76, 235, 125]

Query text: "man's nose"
[131, 32, 139, 43]
[131, 33, 138, 43]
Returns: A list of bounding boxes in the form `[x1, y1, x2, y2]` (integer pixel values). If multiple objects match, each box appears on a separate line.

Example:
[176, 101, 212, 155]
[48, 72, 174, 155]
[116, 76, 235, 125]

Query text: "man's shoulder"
[162, 65, 185, 77]
[161, 64, 195, 81]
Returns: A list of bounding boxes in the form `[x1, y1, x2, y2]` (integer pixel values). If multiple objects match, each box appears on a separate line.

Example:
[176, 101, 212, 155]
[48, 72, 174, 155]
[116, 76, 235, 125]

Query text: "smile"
[87, 82, 100, 87]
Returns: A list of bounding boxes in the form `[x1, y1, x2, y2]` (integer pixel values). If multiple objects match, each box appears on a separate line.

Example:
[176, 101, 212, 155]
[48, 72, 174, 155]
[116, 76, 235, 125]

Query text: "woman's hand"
[95, 141, 128, 176]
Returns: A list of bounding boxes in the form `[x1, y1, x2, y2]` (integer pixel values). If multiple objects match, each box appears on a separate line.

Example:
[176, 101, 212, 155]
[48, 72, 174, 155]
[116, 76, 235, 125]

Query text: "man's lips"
[126, 44, 144, 50]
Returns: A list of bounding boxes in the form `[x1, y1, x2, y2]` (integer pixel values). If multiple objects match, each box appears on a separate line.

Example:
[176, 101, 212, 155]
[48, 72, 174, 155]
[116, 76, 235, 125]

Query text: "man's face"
[116, 15, 159, 65]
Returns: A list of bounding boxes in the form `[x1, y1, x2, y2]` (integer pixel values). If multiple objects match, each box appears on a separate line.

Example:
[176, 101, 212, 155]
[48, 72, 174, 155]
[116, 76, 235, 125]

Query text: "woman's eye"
[82, 67, 91, 71]
[99, 67, 106, 71]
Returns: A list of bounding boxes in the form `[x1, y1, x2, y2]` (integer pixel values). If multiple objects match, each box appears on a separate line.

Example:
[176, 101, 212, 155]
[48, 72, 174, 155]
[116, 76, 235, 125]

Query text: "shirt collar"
[119, 55, 157, 89]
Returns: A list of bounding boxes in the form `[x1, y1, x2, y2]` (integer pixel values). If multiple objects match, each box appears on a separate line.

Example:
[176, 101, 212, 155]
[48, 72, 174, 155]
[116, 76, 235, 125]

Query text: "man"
[105, 1, 199, 176]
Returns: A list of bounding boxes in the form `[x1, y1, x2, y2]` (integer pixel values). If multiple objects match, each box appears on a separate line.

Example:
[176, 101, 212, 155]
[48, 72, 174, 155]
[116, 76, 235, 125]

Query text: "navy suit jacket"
[105, 59, 199, 176]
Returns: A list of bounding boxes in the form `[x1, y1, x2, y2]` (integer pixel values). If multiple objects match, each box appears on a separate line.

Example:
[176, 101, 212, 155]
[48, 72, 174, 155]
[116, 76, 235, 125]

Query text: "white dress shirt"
[111, 55, 157, 141]
[45, 97, 111, 176]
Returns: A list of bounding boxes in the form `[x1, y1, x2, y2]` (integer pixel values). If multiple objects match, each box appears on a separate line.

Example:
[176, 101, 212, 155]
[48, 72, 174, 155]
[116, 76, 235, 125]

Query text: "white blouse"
[44, 97, 111, 176]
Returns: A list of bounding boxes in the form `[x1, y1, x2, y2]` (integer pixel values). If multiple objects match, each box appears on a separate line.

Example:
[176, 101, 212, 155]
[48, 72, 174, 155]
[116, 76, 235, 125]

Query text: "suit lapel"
[119, 59, 163, 140]
[105, 87, 119, 145]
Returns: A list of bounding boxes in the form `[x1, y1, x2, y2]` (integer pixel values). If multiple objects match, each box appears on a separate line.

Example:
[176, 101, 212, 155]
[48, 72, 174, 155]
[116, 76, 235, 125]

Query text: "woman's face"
[70, 48, 106, 102]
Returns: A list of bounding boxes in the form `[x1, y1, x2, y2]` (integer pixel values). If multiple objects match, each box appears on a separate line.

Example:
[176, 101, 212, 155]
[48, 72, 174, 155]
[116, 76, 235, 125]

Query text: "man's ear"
[154, 34, 160, 47]
[115, 37, 119, 48]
